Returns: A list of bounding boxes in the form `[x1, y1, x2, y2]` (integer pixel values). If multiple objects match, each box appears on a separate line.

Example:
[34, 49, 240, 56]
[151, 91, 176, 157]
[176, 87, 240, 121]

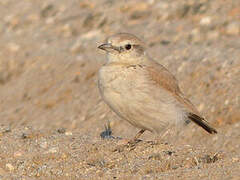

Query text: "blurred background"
[0, 0, 239, 178]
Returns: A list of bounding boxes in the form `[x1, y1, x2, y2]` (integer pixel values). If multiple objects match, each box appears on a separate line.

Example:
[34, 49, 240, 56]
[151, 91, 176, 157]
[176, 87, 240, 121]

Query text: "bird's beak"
[98, 43, 112, 51]
[98, 43, 120, 53]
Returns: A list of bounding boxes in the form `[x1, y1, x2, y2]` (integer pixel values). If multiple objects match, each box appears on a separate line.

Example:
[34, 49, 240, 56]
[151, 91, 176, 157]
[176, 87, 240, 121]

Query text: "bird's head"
[98, 33, 146, 63]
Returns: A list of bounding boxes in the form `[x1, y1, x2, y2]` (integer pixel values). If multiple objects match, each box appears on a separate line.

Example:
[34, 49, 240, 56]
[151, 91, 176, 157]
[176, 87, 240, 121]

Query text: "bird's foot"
[113, 138, 142, 152]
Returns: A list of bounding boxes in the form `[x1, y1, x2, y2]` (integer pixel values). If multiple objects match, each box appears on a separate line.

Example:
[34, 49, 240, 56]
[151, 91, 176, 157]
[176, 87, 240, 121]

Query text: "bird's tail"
[188, 113, 217, 134]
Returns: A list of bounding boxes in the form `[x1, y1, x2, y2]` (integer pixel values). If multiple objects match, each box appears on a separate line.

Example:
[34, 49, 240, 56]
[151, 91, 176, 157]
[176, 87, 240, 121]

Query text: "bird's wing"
[144, 59, 217, 134]
[144, 59, 199, 114]
[145, 59, 181, 94]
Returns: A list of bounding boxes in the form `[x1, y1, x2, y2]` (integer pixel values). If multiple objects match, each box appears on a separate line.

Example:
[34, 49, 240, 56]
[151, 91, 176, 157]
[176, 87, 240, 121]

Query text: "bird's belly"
[102, 83, 154, 130]
[98, 67, 186, 133]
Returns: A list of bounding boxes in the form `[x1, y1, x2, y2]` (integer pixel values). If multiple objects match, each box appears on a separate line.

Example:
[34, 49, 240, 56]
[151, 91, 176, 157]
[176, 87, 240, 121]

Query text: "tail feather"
[188, 113, 217, 134]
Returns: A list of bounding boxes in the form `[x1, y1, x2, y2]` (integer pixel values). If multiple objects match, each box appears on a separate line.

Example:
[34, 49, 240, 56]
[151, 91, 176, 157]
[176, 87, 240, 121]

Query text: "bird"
[97, 33, 217, 142]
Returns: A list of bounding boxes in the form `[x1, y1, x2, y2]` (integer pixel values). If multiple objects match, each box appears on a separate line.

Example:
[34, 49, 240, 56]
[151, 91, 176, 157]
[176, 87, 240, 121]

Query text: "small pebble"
[57, 128, 66, 134]
[45, 147, 58, 154]
[40, 141, 48, 149]
[7, 43, 20, 52]
[200, 16, 212, 26]
[6, 163, 14, 171]
[65, 131, 72, 136]
[14, 151, 23, 157]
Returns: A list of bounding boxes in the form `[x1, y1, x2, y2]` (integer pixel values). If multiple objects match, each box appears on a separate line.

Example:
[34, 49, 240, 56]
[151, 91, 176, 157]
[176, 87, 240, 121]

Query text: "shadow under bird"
[98, 33, 217, 142]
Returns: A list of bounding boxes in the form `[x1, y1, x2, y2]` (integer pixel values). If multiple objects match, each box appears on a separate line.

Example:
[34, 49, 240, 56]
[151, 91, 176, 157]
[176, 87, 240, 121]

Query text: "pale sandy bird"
[98, 33, 217, 141]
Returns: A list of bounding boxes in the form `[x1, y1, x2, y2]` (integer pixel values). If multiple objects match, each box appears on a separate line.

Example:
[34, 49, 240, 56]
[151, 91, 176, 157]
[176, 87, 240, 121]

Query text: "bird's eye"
[125, 44, 132, 50]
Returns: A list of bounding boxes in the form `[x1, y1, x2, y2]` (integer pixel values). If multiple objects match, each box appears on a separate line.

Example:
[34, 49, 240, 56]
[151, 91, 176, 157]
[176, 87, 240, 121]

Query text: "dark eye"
[125, 44, 132, 50]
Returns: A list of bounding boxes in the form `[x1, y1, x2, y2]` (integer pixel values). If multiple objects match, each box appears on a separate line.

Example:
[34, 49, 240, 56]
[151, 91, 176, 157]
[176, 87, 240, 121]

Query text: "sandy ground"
[0, 0, 239, 179]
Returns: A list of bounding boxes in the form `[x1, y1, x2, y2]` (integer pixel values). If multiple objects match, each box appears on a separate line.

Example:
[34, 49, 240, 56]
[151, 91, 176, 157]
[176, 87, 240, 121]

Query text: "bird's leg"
[134, 129, 145, 141]
[100, 121, 115, 139]
[113, 129, 146, 152]
[128, 129, 145, 145]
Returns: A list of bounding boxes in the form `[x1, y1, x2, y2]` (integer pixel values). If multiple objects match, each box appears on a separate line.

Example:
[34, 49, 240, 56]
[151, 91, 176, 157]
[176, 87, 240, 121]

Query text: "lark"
[98, 33, 217, 142]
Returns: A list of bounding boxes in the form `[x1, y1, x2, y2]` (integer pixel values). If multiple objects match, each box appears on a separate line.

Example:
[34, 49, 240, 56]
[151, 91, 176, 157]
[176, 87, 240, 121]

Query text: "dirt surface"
[0, 0, 239, 179]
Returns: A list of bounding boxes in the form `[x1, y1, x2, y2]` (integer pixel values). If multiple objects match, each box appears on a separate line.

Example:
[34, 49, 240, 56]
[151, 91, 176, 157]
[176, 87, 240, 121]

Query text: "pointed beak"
[98, 43, 121, 53]
[98, 43, 113, 51]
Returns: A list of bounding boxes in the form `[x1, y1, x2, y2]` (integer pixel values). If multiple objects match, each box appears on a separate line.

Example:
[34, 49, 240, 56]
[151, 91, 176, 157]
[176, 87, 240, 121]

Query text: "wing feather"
[144, 59, 199, 114]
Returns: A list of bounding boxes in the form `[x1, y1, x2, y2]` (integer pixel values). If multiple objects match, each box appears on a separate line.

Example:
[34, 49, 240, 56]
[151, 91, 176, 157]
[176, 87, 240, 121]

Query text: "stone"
[226, 22, 240, 35]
